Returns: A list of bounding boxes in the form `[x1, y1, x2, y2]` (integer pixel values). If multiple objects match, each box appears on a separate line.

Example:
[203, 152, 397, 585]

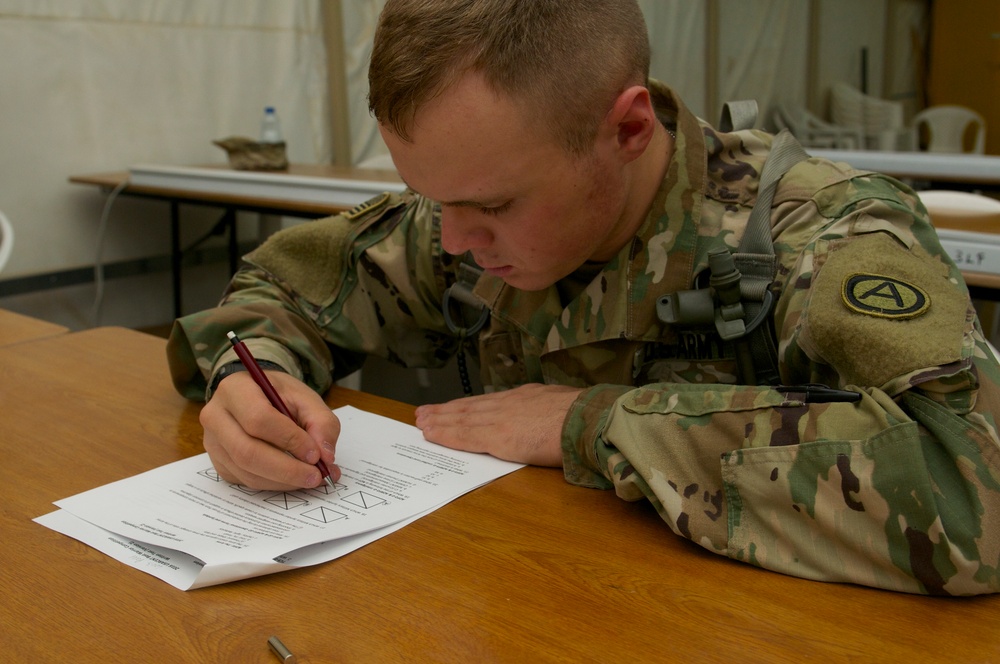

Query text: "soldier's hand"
[413, 383, 583, 466]
[200, 371, 341, 490]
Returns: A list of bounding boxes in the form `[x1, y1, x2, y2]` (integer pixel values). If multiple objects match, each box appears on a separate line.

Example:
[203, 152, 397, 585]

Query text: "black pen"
[778, 384, 862, 403]
[227, 331, 336, 489]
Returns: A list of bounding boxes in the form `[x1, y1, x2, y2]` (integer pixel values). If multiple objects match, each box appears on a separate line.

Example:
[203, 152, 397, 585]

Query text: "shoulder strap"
[734, 129, 811, 298]
[719, 101, 813, 299]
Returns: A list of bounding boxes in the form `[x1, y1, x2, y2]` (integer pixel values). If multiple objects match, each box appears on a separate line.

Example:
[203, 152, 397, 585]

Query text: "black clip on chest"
[443, 260, 489, 337]
[442, 258, 489, 396]
[656, 247, 775, 340]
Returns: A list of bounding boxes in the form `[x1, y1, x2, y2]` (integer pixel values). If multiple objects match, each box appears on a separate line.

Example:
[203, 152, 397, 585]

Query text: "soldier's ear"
[603, 85, 656, 163]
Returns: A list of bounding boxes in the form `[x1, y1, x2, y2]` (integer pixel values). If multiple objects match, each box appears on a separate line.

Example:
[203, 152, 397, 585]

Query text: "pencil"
[226, 331, 336, 489]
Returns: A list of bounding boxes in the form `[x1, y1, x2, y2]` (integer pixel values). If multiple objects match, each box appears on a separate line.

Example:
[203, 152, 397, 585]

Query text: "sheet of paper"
[35, 406, 522, 589]
[35, 503, 437, 590]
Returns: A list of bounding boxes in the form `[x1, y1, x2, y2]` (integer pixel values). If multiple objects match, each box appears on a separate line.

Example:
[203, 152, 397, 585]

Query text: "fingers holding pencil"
[196, 335, 341, 490]
[226, 332, 340, 489]
[202, 370, 341, 490]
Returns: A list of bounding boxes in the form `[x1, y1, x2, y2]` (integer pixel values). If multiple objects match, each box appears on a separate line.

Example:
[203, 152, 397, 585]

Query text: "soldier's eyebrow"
[441, 197, 509, 209]
[397, 175, 508, 209]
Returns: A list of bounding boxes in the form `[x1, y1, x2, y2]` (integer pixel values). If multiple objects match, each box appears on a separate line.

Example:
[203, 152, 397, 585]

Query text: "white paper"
[35, 406, 522, 590]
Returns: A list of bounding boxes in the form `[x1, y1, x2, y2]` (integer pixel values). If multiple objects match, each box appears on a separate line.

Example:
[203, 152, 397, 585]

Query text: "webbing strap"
[735, 130, 810, 297]
[738, 130, 810, 260]
[733, 129, 810, 384]
[719, 100, 759, 132]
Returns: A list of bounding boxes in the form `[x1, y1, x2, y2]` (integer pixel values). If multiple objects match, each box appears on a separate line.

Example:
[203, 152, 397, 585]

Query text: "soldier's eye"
[480, 201, 513, 216]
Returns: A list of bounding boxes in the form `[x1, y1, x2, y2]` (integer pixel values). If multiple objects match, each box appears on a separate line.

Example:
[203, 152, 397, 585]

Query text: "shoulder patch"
[342, 192, 391, 221]
[803, 232, 965, 387]
[842, 273, 930, 319]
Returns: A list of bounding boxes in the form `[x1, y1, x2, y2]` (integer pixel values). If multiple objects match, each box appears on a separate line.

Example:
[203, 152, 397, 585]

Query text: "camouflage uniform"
[167, 82, 1000, 595]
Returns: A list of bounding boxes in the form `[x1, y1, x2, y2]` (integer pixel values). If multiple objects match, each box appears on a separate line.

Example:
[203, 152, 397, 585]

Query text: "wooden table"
[3, 327, 999, 662]
[69, 164, 403, 318]
[0, 308, 69, 346]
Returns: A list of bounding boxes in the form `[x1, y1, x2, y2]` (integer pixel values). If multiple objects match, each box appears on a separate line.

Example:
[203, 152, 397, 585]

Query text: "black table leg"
[226, 208, 239, 275]
[170, 201, 182, 319]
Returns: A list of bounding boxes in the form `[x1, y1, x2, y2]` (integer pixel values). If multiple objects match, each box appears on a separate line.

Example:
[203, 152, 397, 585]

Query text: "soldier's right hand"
[199, 371, 341, 490]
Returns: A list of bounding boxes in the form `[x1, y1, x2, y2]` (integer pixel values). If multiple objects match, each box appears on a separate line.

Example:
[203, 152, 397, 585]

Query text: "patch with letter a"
[842, 273, 930, 319]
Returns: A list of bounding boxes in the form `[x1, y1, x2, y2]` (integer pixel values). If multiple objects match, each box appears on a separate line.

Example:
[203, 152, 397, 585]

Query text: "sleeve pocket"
[721, 421, 932, 594]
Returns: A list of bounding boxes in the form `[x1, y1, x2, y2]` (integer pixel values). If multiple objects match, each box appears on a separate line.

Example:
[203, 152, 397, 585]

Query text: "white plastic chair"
[772, 104, 863, 149]
[829, 82, 906, 149]
[912, 105, 986, 154]
[0, 210, 14, 273]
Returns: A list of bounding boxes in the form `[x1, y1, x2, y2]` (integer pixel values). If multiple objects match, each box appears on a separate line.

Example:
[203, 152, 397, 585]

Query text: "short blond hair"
[368, 0, 650, 154]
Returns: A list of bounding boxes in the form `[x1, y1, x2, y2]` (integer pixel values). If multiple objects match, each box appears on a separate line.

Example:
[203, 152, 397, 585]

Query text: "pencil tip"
[324, 475, 336, 489]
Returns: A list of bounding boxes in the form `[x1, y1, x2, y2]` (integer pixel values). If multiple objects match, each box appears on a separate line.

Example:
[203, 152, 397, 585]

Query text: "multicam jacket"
[167, 82, 1000, 595]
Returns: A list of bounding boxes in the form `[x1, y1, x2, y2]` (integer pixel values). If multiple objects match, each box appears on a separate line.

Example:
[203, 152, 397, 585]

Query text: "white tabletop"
[810, 149, 1000, 184]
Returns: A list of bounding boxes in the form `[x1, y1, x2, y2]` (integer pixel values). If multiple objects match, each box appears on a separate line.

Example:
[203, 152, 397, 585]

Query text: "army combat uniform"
[168, 82, 1000, 595]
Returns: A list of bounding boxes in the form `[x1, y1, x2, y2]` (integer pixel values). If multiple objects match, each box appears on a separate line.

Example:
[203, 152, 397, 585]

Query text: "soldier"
[167, 0, 1000, 595]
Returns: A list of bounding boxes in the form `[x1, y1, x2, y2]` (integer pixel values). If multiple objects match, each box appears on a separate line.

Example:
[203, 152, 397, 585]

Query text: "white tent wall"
[652, 0, 928, 127]
[340, 0, 385, 166]
[0, 0, 927, 333]
[815, 0, 888, 107]
[642, 0, 709, 119]
[884, 0, 932, 120]
[347, 0, 928, 166]
[715, 0, 811, 128]
[0, 1, 331, 329]
[814, 0, 929, 120]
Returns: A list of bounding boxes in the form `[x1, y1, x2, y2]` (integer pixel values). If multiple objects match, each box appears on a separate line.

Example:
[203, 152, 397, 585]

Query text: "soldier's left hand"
[413, 383, 584, 466]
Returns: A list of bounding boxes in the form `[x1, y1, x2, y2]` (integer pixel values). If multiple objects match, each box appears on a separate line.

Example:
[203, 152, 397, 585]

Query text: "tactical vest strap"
[656, 114, 810, 385]
[736, 130, 810, 265]
[732, 129, 810, 384]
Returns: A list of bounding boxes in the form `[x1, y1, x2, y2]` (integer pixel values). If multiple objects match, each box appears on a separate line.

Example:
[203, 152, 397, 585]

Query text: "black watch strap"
[209, 360, 286, 393]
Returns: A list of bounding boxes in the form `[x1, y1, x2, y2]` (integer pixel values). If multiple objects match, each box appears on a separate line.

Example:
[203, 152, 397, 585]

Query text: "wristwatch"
[209, 359, 286, 394]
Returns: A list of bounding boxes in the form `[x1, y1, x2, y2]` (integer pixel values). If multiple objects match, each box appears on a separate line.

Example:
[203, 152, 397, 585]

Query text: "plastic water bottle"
[260, 106, 283, 144]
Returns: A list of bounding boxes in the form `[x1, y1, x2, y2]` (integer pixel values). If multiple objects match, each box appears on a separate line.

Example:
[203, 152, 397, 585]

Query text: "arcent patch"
[842, 273, 930, 319]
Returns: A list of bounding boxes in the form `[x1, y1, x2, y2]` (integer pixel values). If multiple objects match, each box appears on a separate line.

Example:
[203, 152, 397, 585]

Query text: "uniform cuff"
[205, 338, 302, 400]
[561, 383, 631, 489]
